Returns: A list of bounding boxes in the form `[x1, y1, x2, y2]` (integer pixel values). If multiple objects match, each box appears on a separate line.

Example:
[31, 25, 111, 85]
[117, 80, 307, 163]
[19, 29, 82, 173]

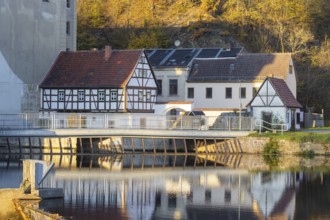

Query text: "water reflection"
[39, 168, 322, 220]
[1, 154, 330, 220]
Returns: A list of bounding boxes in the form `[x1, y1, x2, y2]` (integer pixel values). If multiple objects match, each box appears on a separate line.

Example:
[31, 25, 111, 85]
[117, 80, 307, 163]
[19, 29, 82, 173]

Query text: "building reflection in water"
[0, 154, 308, 220]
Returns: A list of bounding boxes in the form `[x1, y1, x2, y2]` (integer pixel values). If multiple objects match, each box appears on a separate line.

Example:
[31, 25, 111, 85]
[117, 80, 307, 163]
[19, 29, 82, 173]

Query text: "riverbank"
[239, 130, 330, 155]
[0, 189, 23, 220]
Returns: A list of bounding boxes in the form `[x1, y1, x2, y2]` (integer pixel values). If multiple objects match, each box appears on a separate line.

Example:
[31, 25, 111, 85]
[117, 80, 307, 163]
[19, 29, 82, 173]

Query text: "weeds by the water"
[298, 150, 315, 159]
[263, 139, 280, 168]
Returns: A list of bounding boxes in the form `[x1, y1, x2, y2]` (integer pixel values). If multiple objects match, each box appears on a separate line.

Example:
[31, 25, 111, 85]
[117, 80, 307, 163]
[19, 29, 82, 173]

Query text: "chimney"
[104, 45, 112, 60]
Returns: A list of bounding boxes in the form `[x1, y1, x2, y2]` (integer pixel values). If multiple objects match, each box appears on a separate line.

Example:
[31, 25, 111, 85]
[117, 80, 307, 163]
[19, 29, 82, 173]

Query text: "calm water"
[1, 154, 330, 220]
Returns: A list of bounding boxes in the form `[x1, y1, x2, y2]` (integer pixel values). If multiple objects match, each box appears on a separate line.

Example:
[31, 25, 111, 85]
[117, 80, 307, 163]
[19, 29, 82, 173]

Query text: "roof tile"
[40, 50, 143, 88]
[188, 53, 292, 81]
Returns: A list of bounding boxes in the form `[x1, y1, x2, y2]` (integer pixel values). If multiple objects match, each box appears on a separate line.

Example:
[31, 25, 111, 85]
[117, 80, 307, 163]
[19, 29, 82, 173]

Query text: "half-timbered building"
[39, 47, 158, 113]
[248, 77, 303, 130]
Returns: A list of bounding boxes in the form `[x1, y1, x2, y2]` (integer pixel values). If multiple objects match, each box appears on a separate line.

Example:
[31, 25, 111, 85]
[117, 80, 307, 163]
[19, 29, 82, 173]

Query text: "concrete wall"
[0, 51, 23, 114]
[0, 0, 76, 113]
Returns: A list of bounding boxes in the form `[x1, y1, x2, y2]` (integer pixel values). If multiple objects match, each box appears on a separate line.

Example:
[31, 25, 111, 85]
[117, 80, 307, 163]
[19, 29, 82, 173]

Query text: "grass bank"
[249, 130, 330, 144]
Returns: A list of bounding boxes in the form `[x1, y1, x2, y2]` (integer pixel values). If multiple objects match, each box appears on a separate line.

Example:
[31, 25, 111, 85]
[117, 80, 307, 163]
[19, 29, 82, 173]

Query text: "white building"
[248, 77, 303, 130]
[0, 0, 77, 113]
[186, 53, 297, 117]
[146, 48, 243, 116]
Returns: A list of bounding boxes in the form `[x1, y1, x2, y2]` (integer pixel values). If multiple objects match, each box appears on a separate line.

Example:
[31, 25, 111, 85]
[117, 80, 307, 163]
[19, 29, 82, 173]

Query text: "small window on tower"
[66, 22, 70, 35]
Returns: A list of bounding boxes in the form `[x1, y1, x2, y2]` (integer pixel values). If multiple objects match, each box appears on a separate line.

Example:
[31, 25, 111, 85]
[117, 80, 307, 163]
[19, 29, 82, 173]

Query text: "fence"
[0, 113, 255, 131]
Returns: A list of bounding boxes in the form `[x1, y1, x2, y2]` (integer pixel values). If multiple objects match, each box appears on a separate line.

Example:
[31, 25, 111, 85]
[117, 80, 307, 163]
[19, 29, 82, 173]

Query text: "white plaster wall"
[153, 68, 188, 102]
[0, 51, 23, 114]
[252, 107, 287, 123]
[186, 82, 262, 109]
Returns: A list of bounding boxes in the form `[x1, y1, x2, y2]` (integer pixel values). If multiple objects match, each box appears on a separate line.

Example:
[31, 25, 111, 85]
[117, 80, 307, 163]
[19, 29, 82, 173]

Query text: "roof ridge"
[238, 52, 292, 56]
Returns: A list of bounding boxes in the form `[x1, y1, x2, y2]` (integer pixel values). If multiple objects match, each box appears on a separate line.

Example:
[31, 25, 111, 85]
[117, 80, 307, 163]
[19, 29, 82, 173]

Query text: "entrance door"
[262, 111, 272, 131]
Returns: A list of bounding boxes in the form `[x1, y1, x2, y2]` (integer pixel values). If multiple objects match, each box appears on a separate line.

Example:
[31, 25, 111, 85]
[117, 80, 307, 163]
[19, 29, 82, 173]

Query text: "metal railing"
[255, 119, 288, 134]
[0, 113, 256, 131]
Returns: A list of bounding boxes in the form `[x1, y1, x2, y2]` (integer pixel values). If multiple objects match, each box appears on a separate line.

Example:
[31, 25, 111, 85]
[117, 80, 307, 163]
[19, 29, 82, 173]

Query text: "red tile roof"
[268, 77, 302, 108]
[40, 49, 143, 88]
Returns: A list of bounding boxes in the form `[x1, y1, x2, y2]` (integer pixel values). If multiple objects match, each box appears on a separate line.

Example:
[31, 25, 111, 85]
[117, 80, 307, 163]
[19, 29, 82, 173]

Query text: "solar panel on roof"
[217, 48, 241, 58]
[163, 49, 199, 67]
[196, 49, 221, 58]
[147, 49, 173, 66]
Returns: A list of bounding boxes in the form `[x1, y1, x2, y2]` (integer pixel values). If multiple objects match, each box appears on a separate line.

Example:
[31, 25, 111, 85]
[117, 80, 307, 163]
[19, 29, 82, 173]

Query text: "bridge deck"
[0, 128, 252, 138]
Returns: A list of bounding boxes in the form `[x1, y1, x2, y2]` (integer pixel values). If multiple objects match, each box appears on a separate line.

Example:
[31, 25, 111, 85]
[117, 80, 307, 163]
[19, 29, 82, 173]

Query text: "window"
[187, 87, 194, 98]
[205, 189, 211, 202]
[143, 69, 147, 77]
[225, 87, 232, 99]
[253, 87, 258, 97]
[157, 80, 162, 95]
[58, 91, 64, 101]
[110, 92, 117, 101]
[78, 91, 85, 101]
[98, 91, 105, 101]
[206, 87, 212, 99]
[146, 91, 151, 101]
[296, 113, 301, 123]
[240, 87, 246, 99]
[66, 0, 70, 8]
[138, 69, 147, 77]
[138, 90, 143, 101]
[66, 22, 70, 35]
[289, 65, 293, 74]
[169, 79, 178, 95]
[42, 0, 49, 2]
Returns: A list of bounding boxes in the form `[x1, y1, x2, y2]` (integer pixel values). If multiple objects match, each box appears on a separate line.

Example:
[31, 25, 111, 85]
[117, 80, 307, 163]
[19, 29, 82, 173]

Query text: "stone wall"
[237, 137, 269, 154]
[237, 136, 330, 155]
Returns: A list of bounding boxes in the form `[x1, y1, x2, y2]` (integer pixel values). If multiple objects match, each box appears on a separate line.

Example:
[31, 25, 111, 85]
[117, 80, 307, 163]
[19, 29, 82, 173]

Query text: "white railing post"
[52, 113, 55, 129]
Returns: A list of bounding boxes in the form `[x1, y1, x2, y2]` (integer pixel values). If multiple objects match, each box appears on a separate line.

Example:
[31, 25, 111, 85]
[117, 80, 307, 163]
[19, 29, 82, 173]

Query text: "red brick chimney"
[104, 45, 112, 60]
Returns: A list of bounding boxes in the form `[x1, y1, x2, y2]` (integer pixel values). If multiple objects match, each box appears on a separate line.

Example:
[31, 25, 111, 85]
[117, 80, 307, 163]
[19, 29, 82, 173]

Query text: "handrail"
[255, 118, 288, 135]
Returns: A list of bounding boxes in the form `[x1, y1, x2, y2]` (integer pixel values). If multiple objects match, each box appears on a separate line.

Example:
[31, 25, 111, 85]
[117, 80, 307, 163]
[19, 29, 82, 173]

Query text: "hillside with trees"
[77, 0, 330, 125]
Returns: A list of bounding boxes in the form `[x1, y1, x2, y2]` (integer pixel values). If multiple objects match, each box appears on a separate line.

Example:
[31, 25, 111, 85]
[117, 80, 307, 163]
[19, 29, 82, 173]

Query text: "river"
[1, 154, 330, 220]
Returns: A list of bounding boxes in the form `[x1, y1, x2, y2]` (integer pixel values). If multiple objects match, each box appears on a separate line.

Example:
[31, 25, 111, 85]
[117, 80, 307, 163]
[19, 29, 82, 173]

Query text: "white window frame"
[138, 90, 143, 101]
[98, 91, 105, 101]
[146, 91, 151, 101]
[58, 91, 64, 101]
[111, 91, 117, 101]
[78, 91, 85, 101]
